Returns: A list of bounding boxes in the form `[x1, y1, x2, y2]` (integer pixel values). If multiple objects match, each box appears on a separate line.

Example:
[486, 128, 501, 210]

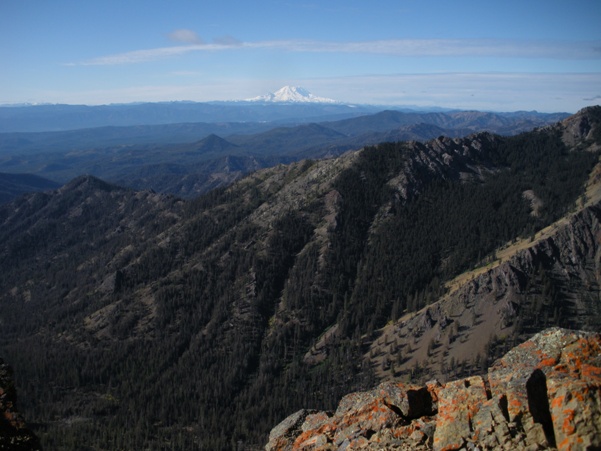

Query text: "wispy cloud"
[253, 39, 601, 59]
[68, 38, 601, 66]
[69, 43, 239, 66]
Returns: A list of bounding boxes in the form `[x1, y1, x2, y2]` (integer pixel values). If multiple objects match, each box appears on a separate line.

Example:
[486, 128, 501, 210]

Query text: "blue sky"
[1, 0, 600, 112]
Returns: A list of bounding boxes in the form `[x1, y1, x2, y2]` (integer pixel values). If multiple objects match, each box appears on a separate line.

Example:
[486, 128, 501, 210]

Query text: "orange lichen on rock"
[266, 329, 601, 450]
[540, 357, 558, 367]
[551, 394, 566, 409]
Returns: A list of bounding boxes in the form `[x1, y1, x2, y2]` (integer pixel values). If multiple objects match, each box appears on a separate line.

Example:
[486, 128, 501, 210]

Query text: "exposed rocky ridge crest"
[266, 328, 601, 450]
[390, 132, 500, 202]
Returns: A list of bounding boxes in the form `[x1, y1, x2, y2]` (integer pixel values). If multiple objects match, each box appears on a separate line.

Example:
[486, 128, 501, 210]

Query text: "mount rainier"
[246, 86, 339, 104]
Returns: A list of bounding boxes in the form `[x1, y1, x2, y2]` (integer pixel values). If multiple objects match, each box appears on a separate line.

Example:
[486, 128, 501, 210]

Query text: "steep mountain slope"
[365, 196, 601, 384]
[0, 107, 599, 449]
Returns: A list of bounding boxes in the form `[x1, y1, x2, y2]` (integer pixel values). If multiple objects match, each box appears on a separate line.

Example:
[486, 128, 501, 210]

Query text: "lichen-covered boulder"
[488, 328, 601, 450]
[433, 376, 488, 451]
[266, 409, 320, 451]
[265, 328, 601, 450]
[546, 332, 601, 450]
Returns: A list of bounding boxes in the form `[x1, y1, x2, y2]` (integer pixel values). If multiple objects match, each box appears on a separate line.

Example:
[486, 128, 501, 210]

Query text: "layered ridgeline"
[0, 107, 599, 449]
[0, 107, 568, 203]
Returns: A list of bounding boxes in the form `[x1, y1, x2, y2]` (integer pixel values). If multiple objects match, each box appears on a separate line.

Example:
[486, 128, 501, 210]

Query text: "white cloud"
[69, 38, 601, 66]
[168, 29, 204, 45]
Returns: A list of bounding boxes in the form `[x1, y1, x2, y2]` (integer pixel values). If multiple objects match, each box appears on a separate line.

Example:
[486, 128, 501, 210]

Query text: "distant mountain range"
[0, 107, 570, 202]
[0, 87, 569, 133]
[0, 96, 374, 133]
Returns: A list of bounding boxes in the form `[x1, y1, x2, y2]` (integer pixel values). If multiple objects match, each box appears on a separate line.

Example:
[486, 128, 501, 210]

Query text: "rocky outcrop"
[560, 105, 601, 150]
[266, 328, 601, 450]
[0, 359, 41, 450]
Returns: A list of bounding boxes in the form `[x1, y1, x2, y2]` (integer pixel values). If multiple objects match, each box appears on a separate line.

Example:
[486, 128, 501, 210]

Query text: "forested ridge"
[0, 106, 599, 449]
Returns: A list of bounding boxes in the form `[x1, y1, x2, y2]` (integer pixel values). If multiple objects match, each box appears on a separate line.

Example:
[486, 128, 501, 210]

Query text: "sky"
[1, 0, 601, 112]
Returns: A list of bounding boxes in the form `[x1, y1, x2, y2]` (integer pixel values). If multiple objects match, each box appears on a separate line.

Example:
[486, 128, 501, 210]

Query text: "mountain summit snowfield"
[247, 86, 339, 104]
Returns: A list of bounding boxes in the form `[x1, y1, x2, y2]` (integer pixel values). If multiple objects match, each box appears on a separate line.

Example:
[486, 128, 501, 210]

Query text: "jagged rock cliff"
[366, 199, 601, 384]
[0, 359, 40, 450]
[266, 328, 601, 450]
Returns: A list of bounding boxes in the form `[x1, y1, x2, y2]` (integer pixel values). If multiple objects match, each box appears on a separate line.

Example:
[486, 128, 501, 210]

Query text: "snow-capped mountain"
[247, 86, 339, 104]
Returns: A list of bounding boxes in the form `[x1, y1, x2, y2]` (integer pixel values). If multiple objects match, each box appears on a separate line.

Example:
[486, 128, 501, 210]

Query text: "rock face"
[0, 359, 41, 450]
[266, 328, 601, 450]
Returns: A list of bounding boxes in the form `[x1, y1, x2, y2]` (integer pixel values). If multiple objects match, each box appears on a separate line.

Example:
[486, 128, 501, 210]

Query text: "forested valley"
[0, 106, 600, 449]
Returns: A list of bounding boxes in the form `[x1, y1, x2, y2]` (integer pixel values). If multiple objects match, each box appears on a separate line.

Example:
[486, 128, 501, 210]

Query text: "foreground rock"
[266, 328, 601, 450]
[0, 358, 41, 450]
